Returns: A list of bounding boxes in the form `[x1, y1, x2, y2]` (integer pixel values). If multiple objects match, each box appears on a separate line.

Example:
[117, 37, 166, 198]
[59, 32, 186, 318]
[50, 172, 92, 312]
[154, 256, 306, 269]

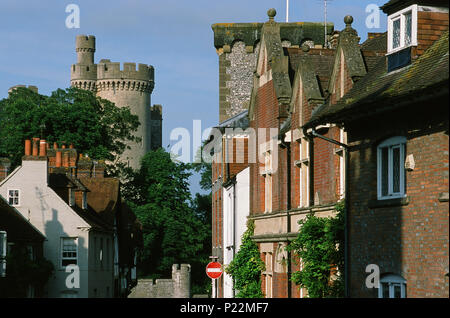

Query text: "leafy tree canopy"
[130, 149, 210, 282]
[0, 87, 140, 170]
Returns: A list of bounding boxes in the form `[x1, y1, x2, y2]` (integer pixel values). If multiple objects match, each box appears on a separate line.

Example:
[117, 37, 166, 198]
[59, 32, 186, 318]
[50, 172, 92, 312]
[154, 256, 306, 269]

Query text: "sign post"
[207, 256, 222, 298]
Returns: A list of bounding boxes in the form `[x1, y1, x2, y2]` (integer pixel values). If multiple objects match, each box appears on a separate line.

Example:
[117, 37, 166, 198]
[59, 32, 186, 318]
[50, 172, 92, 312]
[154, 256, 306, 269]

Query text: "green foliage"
[129, 149, 211, 293]
[0, 245, 54, 297]
[225, 221, 265, 298]
[0, 87, 140, 170]
[287, 201, 345, 298]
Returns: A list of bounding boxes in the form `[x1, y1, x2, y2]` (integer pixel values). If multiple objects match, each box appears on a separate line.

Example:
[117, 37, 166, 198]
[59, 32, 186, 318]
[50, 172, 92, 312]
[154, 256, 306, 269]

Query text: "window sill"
[438, 192, 449, 202]
[294, 159, 309, 167]
[369, 196, 409, 209]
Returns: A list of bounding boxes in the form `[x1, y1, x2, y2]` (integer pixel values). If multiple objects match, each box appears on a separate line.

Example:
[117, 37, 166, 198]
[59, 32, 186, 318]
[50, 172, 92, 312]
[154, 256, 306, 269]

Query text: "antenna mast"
[323, 0, 332, 48]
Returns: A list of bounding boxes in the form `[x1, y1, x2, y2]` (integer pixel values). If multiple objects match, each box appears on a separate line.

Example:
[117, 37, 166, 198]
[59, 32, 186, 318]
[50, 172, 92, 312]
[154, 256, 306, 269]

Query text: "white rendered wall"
[0, 160, 113, 298]
[222, 167, 250, 298]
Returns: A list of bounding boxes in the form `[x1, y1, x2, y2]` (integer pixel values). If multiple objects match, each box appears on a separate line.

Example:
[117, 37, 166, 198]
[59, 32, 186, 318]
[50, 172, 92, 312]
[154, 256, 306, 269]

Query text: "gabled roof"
[287, 47, 335, 105]
[78, 177, 120, 226]
[48, 173, 113, 232]
[0, 195, 45, 242]
[306, 31, 449, 127]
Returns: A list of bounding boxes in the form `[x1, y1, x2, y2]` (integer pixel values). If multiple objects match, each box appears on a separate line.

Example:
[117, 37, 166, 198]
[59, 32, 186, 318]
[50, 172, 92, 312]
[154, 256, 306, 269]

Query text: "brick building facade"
[211, 1, 448, 298]
[306, 0, 449, 298]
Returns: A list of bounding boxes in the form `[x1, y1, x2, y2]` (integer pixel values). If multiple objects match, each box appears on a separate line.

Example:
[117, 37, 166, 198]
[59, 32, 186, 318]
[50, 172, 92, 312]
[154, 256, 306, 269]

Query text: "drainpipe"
[232, 178, 236, 298]
[279, 138, 292, 298]
[305, 126, 350, 298]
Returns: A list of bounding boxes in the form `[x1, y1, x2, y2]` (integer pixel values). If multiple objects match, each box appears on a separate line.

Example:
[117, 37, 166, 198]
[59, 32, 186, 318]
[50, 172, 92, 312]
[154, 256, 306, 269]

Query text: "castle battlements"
[97, 61, 154, 82]
[8, 85, 38, 94]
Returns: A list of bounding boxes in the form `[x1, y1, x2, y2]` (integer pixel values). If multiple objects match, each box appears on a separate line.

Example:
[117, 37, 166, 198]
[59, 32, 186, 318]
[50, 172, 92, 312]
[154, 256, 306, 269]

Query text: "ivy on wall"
[225, 220, 265, 298]
[287, 200, 345, 298]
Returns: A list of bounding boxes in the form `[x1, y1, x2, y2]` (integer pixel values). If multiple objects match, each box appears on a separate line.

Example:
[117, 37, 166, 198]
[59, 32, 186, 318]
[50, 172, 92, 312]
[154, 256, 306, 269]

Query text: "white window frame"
[7, 189, 20, 207]
[261, 149, 273, 213]
[378, 274, 407, 298]
[296, 137, 310, 208]
[387, 5, 418, 54]
[263, 252, 273, 298]
[61, 237, 78, 269]
[377, 136, 406, 200]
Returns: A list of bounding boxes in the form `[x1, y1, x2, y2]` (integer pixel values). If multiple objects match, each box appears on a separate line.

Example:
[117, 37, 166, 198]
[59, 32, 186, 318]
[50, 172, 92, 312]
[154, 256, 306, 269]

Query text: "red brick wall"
[347, 106, 449, 298]
[416, 11, 449, 56]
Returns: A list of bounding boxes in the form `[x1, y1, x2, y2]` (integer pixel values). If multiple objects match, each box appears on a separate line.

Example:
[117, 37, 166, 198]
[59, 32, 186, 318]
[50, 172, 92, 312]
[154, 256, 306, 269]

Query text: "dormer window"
[387, 5, 417, 53]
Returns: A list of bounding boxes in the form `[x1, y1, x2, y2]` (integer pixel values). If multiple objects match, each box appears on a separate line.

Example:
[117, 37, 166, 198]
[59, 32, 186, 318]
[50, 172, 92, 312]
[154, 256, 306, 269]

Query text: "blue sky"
[0, 0, 387, 195]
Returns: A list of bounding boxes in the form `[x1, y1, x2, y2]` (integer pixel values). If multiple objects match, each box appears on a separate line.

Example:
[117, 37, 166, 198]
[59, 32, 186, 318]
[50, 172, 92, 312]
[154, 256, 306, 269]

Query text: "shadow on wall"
[39, 188, 88, 298]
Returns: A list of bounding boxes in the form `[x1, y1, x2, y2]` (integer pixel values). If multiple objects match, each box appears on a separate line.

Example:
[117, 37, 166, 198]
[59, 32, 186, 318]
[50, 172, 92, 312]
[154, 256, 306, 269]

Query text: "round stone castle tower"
[71, 35, 162, 170]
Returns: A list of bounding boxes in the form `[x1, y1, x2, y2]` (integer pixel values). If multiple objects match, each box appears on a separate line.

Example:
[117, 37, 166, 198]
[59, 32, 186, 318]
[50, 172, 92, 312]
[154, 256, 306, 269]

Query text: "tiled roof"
[287, 47, 335, 96]
[48, 173, 113, 231]
[78, 177, 120, 226]
[306, 31, 449, 127]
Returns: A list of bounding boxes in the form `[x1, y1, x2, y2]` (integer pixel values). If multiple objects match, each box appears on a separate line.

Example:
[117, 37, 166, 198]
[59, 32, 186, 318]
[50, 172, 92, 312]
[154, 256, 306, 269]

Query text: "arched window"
[378, 274, 406, 298]
[377, 136, 406, 200]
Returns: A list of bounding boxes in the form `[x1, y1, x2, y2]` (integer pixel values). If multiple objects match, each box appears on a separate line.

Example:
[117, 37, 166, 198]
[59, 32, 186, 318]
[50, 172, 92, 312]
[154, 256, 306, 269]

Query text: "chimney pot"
[39, 140, 47, 157]
[69, 144, 74, 149]
[53, 142, 58, 150]
[56, 151, 62, 167]
[24, 140, 32, 156]
[63, 151, 69, 168]
[32, 138, 40, 156]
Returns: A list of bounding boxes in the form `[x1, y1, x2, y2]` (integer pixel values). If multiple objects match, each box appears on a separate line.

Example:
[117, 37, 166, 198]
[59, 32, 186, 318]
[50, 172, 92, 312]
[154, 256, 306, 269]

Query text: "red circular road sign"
[206, 261, 223, 279]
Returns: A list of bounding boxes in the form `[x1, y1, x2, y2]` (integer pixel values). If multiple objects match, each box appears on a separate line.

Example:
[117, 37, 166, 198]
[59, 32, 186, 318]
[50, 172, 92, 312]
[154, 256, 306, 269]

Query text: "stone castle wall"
[128, 264, 191, 298]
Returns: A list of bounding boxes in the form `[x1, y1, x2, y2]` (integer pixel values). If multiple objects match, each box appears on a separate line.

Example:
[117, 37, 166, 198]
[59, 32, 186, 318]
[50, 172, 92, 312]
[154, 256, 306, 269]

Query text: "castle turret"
[70, 34, 161, 170]
[76, 35, 96, 65]
[71, 35, 98, 92]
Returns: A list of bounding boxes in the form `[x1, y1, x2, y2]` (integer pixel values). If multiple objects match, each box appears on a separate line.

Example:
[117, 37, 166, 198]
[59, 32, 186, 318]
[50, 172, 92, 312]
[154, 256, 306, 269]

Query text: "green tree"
[0, 87, 140, 170]
[287, 201, 345, 298]
[225, 221, 265, 298]
[130, 149, 210, 284]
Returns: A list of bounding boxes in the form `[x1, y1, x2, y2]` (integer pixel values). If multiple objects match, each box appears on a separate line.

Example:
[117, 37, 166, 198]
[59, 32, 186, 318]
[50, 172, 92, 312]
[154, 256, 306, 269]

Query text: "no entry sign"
[206, 261, 223, 279]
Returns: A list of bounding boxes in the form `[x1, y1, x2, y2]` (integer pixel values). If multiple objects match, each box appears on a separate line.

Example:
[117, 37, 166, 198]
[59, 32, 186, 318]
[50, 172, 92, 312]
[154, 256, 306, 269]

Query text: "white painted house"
[222, 167, 250, 298]
[0, 140, 114, 297]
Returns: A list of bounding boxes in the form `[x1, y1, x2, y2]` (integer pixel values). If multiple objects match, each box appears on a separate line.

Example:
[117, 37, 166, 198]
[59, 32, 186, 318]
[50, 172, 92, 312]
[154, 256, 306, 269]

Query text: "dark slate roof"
[0, 195, 45, 242]
[217, 110, 249, 130]
[306, 31, 449, 127]
[49, 173, 88, 191]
